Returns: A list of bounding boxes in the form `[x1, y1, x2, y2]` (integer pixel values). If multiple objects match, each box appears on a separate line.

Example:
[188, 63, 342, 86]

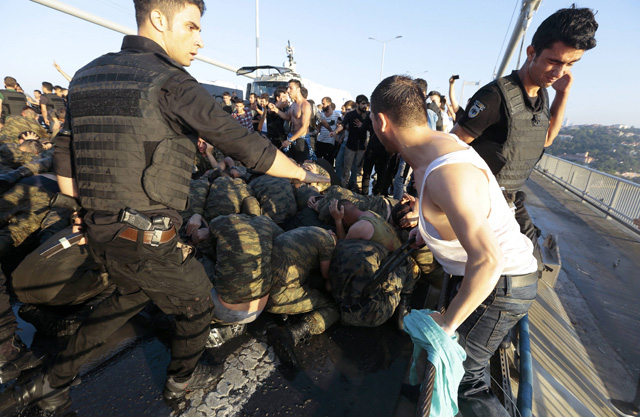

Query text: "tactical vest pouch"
[142, 137, 195, 211]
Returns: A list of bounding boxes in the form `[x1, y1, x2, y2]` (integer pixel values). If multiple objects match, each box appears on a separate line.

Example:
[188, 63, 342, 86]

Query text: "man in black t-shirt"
[450, 6, 598, 253]
[331, 95, 373, 190]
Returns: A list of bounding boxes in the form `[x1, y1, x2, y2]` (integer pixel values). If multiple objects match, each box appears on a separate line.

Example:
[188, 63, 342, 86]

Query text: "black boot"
[163, 362, 223, 401]
[0, 334, 44, 384]
[3, 372, 76, 413]
[394, 294, 412, 332]
[205, 323, 247, 349]
[267, 320, 311, 369]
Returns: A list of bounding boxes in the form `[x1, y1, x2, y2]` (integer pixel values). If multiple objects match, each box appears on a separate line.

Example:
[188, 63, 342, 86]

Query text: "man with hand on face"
[6, 0, 328, 413]
[450, 5, 598, 255]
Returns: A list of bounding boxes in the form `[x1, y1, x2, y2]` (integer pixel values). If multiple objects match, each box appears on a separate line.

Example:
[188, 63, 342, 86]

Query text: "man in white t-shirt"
[316, 97, 340, 165]
[370, 75, 538, 417]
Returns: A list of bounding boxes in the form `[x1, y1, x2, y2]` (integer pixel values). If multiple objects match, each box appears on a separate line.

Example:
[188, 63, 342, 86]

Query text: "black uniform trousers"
[48, 225, 213, 387]
[362, 146, 392, 196]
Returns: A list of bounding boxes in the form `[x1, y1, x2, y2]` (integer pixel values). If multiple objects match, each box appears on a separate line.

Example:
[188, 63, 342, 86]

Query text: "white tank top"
[417, 135, 538, 276]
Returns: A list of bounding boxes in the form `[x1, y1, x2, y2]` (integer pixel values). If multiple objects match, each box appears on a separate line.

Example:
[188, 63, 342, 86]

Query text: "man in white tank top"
[370, 75, 538, 417]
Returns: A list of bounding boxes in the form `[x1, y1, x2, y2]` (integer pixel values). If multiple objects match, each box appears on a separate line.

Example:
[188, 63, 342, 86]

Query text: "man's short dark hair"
[134, 0, 206, 28]
[34, 90, 41, 95]
[21, 107, 37, 118]
[42, 82, 53, 92]
[4, 77, 17, 88]
[414, 78, 428, 95]
[249, 93, 257, 99]
[222, 91, 231, 97]
[300, 87, 308, 99]
[355, 94, 369, 105]
[370, 75, 428, 128]
[260, 93, 270, 101]
[322, 97, 332, 104]
[54, 85, 63, 92]
[531, 4, 598, 56]
[274, 87, 287, 100]
[19, 139, 43, 155]
[288, 79, 302, 89]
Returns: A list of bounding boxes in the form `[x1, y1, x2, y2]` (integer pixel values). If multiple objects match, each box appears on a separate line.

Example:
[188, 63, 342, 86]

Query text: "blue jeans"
[450, 273, 538, 417]
[334, 141, 347, 179]
[393, 156, 412, 200]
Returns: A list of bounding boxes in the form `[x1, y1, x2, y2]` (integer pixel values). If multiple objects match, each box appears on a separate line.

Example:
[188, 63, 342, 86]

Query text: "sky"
[2, 0, 639, 127]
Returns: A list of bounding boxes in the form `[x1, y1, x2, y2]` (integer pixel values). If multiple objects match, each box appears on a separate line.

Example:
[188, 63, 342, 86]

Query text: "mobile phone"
[452, 75, 460, 80]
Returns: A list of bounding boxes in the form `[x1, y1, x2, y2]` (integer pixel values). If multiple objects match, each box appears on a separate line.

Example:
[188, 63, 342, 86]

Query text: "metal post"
[255, 0, 259, 75]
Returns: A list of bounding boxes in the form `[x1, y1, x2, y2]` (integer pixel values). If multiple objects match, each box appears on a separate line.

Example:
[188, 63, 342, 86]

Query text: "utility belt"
[117, 207, 175, 247]
[450, 271, 538, 290]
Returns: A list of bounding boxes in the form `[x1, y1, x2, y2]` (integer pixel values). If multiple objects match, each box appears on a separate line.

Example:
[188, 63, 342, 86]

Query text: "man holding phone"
[450, 5, 598, 253]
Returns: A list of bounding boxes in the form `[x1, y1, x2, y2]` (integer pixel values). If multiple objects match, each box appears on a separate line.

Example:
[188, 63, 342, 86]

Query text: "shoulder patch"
[468, 100, 486, 119]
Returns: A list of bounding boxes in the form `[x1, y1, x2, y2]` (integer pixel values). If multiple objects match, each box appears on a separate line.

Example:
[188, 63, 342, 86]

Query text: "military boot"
[267, 320, 311, 369]
[205, 323, 247, 349]
[394, 293, 412, 332]
[163, 362, 223, 401]
[8, 372, 77, 413]
[0, 166, 33, 194]
[0, 334, 44, 384]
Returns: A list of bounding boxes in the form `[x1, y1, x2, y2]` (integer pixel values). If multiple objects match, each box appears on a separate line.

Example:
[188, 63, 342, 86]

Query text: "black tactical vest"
[43, 93, 66, 113]
[471, 72, 549, 193]
[426, 101, 443, 131]
[69, 51, 196, 213]
[0, 89, 27, 117]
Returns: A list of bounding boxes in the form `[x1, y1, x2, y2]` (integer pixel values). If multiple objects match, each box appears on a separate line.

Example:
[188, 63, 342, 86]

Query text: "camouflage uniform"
[267, 226, 339, 335]
[294, 184, 321, 211]
[205, 176, 256, 220]
[0, 143, 52, 175]
[249, 174, 297, 225]
[209, 214, 283, 304]
[0, 115, 49, 144]
[300, 162, 331, 193]
[315, 185, 397, 224]
[179, 178, 210, 225]
[0, 180, 56, 254]
[329, 239, 417, 327]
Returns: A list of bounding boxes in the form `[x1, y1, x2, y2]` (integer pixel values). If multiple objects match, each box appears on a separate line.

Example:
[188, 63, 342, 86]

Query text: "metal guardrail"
[535, 154, 640, 234]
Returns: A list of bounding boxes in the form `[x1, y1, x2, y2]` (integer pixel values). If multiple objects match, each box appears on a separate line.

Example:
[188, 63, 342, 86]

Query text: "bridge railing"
[535, 154, 640, 233]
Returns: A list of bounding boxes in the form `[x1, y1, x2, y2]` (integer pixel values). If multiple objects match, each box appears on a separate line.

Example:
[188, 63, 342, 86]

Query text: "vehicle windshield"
[253, 81, 289, 97]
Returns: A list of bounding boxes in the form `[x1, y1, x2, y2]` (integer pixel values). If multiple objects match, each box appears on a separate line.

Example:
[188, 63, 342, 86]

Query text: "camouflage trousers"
[267, 274, 339, 335]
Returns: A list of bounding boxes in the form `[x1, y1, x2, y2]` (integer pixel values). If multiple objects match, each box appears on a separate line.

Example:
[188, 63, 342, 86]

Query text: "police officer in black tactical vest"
[450, 5, 598, 259]
[5, 0, 328, 413]
[0, 76, 28, 120]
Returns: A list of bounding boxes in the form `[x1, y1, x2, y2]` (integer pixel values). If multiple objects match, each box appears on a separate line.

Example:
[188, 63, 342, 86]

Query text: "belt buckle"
[150, 229, 163, 247]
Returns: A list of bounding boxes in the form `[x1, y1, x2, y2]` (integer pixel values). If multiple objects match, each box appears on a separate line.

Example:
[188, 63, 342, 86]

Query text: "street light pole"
[369, 36, 402, 81]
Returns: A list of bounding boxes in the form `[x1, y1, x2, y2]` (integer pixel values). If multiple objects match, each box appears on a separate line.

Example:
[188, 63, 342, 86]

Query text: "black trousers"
[49, 227, 213, 387]
[362, 146, 392, 195]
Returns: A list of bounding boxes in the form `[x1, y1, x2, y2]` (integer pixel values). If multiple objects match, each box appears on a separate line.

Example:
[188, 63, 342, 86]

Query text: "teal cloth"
[403, 309, 467, 417]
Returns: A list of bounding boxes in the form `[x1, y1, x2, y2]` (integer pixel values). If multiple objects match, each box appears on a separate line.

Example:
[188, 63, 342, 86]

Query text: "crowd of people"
[0, 1, 599, 416]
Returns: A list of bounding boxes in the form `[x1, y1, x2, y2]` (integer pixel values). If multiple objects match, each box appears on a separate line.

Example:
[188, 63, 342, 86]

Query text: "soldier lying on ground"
[0, 107, 49, 145]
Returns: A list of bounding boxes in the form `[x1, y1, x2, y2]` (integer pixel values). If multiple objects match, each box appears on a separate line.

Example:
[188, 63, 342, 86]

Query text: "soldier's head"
[53, 86, 64, 97]
[21, 107, 38, 120]
[525, 5, 598, 88]
[4, 76, 17, 89]
[41, 82, 53, 93]
[134, 0, 206, 67]
[18, 139, 43, 155]
[370, 75, 429, 153]
[337, 199, 362, 227]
